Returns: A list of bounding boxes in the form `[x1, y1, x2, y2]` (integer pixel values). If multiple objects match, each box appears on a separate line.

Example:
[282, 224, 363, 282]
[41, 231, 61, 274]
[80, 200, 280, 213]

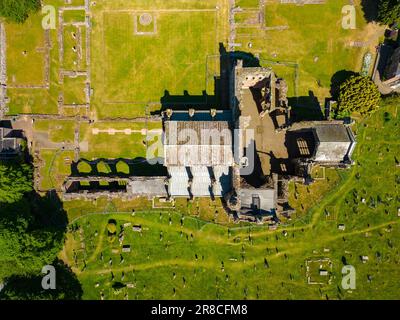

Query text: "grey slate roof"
[312, 124, 356, 163]
[0, 127, 18, 154]
[314, 124, 352, 143]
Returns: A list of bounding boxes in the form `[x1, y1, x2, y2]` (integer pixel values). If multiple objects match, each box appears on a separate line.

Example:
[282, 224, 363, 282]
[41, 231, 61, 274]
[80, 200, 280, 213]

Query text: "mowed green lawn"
[63, 76, 87, 104]
[63, 102, 400, 300]
[5, 13, 46, 86]
[78, 121, 162, 160]
[34, 119, 76, 143]
[7, 88, 58, 114]
[102, 11, 217, 102]
[5, 0, 79, 115]
[91, 3, 223, 118]
[39, 149, 75, 190]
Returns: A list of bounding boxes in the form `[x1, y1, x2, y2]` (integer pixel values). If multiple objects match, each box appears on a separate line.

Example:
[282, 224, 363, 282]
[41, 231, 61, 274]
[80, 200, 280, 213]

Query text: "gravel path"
[0, 23, 8, 117]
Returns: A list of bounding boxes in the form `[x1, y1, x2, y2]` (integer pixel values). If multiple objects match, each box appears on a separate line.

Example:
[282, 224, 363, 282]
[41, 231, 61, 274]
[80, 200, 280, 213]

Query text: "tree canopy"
[0, 162, 33, 203]
[337, 75, 381, 117]
[0, 161, 75, 300]
[377, 0, 400, 25]
[0, 218, 65, 276]
[0, 0, 41, 23]
[0, 160, 80, 299]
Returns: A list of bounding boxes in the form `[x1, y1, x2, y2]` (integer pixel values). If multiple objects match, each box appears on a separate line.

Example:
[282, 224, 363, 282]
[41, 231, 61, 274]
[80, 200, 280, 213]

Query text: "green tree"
[337, 75, 381, 117]
[0, 162, 67, 280]
[0, 162, 33, 203]
[0, 0, 41, 23]
[377, 0, 400, 25]
[0, 197, 66, 278]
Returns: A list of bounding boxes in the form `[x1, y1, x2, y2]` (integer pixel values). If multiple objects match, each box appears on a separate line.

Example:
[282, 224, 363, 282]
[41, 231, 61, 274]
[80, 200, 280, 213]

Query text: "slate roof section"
[0, 127, 18, 155]
[313, 124, 356, 163]
[314, 124, 352, 143]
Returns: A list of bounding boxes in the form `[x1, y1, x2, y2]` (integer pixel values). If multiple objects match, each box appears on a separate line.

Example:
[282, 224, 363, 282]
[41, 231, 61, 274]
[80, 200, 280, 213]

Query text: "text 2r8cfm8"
[194, 304, 248, 316]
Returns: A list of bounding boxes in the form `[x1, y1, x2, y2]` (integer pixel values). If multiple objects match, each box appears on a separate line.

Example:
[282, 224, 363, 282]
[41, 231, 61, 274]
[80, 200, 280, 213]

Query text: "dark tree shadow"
[29, 190, 68, 231]
[361, 0, 379, 23]
[0, 259, 83, 300]
[330, 70, 358, 99]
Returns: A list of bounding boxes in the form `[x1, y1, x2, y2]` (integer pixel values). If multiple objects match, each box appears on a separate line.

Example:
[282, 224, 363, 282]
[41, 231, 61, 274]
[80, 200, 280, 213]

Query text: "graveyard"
[59, 100, 400, 299]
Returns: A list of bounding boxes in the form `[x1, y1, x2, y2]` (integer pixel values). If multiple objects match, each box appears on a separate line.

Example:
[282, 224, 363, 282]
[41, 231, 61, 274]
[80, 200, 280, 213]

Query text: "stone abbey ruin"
[62, 59, 356, 224]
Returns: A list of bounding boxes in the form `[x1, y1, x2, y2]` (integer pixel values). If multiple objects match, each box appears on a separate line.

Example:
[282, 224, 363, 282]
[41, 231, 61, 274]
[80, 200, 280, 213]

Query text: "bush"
[337, 75, 380, 117]
[107, 221, 117, 234]
[107, 234, 116, 243]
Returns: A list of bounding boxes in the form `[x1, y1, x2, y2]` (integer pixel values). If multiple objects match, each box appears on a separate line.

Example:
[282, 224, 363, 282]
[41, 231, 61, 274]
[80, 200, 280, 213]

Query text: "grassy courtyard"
[78, 121, 162, 160]
[5, 13, 46, 86]
[90, 0, 228, 119]
[235, 0, 385, 101]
